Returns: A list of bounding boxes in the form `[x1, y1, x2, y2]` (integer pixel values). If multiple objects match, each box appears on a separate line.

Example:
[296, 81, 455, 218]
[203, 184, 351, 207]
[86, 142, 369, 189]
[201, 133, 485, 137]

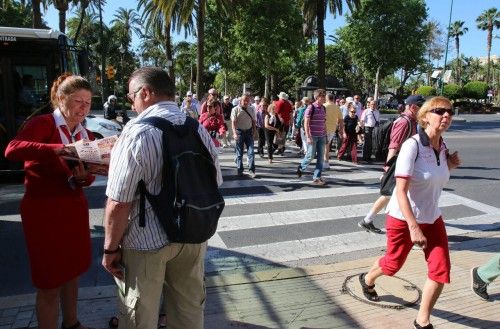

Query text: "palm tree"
[301, 0, 360, 89]
[448, 20, 468, 85]
[476, 8, 500, 85]
[150, 0, 233, 99]
[32, 0, 48, 28]
[111, 7, 142, 49]
[51, 0, 76, 33]
[138, 0, 193, 80]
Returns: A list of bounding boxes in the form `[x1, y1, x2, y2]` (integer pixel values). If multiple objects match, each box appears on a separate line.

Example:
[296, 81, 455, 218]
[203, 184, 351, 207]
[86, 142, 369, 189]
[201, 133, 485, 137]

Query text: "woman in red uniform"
[5, 73, 95, 329]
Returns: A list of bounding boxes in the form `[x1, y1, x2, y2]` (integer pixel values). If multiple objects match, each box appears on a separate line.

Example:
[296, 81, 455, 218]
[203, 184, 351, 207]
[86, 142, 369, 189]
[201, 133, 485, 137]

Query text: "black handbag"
[380, 138, 419, 196]
[380, 155, 397, 196]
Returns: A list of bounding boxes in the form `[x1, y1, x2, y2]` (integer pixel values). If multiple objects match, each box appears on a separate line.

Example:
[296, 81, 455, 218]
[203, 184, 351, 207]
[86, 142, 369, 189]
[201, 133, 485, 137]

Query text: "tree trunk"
[59, 9, 66, 33]
[196, 0, 205, 100]
[74, 6, 87, 44]
[74, 0, 89, 44]
[98, 0, 107, 103]
[455, 36, 461, 85]
[486, 27, 492, 85]
[264, 74, 269, 99]
[32, 0, 43, 28]
[374, 66, 381, 101]
[316, 0, 326, 89]
[165, 23, 174, 80]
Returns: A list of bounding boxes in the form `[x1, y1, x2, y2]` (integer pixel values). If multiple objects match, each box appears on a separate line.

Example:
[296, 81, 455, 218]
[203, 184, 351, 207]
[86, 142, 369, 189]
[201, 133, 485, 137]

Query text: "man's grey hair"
[327, 93, 335, 102]
[129, 67, 175, 97]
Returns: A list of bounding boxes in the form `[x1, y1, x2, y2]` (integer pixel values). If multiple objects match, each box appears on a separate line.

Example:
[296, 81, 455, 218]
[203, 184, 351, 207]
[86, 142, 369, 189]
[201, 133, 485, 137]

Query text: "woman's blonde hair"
[417, 96, 452, 128]
[50, 73, 92, 109]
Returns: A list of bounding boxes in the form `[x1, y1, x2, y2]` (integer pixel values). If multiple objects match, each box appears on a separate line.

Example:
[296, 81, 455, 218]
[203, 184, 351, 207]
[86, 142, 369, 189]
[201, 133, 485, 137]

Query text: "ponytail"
[50, 73, 92, 109]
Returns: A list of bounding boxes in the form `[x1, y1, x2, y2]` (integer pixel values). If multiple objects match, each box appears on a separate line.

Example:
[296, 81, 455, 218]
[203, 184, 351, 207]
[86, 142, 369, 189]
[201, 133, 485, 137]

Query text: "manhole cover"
[342, 273, 421, 309]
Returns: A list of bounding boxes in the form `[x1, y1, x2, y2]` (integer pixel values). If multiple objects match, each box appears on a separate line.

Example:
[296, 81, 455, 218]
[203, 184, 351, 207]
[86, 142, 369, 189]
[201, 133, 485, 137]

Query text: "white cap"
[254, 96, 260, 101]
[278, 92, 288, 100]
[346, 96, 354, 103]
[186, 91, 193, 96]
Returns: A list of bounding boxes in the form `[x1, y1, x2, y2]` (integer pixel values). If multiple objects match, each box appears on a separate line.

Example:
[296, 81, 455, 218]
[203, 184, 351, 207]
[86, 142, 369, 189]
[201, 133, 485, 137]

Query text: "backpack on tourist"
[372, 114, 411, 161]
[137, 116, 225, 243]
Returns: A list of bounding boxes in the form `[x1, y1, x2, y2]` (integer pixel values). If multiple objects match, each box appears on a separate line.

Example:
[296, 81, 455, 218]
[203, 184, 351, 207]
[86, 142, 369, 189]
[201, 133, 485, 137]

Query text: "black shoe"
[413, 319, 434, 329]
[296, 165, 302, 178]
[359, 273, 379, 302]
[237, 170, 244, 176]
[471, 267, 489, 300]
[358, 220, 383, 234]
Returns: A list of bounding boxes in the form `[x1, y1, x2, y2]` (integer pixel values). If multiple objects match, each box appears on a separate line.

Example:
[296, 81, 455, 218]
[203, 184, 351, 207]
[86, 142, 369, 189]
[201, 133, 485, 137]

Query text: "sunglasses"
[126, 86, 143, 104]
[349, 111, 356, 113]
[430, 107, 453, 116]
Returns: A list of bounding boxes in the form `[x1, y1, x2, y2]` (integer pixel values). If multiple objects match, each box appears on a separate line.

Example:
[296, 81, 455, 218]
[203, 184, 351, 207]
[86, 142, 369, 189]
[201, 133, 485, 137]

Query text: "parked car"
[83, 115, 122, 139]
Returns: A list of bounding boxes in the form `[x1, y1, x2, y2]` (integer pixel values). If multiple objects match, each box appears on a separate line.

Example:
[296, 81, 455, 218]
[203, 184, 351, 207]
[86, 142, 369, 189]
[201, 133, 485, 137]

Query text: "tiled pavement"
[1, 233, 498, 329]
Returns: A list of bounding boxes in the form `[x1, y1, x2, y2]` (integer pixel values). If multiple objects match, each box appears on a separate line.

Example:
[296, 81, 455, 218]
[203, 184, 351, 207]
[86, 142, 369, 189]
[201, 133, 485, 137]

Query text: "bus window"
[15, 65, 48, 119]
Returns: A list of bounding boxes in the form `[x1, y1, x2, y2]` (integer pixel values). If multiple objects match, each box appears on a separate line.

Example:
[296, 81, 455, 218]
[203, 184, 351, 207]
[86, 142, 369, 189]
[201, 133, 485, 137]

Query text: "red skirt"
[20, 194, 91, 289]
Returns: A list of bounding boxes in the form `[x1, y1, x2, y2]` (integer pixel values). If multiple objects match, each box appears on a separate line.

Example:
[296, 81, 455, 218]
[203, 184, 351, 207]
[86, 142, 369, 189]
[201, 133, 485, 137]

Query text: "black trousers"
[264, 128, 276, 160]
[257, 127, 266, 155]
[363, 126, 374, 161]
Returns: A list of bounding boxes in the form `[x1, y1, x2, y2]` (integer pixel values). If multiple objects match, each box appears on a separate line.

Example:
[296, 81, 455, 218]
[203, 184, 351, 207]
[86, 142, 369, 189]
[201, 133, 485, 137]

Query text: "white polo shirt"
[386, 130, 450, 224]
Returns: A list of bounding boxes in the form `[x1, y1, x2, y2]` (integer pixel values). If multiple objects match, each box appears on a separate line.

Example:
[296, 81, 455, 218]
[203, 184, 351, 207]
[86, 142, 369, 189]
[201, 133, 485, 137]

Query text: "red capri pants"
[379, 215, 451, 284]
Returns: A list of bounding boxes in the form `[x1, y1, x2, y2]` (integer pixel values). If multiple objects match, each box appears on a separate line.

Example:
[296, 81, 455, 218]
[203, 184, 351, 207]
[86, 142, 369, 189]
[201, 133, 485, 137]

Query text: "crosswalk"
[207, 143, 500, 272]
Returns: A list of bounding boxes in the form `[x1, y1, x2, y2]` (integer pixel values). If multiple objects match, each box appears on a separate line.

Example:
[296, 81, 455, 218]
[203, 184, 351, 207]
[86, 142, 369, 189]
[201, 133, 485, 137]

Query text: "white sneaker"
[323, 161, 330, 169]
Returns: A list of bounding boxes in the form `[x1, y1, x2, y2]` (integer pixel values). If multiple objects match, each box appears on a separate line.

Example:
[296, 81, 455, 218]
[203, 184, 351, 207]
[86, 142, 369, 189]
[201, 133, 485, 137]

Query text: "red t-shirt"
[274, 99, 293, 125]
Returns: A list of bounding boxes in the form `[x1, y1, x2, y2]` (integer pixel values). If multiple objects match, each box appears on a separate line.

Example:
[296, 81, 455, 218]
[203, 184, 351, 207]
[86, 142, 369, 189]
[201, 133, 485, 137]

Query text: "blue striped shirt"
[106, 101, 223, 250]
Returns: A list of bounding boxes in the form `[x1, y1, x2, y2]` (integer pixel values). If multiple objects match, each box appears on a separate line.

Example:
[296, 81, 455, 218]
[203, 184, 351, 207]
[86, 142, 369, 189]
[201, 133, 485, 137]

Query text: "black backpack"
[137, 116, 225, 243]
[372, 114, 411, 161]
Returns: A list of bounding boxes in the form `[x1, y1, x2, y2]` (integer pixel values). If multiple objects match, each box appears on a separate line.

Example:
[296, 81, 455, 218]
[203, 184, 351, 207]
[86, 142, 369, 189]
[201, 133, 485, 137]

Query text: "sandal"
[158, 313, 167, 329]
[413, 319, 434, 329]
[109, 316, 119, 329]
[359, 273, 380, 302]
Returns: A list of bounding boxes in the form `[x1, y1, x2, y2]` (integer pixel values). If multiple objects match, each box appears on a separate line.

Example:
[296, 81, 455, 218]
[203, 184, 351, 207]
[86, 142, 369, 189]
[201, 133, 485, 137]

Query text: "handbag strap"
[241, 106, 256, 130]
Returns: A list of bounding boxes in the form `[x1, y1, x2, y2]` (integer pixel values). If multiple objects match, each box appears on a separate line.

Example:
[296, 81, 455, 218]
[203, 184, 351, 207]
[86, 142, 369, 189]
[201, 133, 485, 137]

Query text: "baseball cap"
[254, 96, 260, 101]
[405, 94, 425, 106]
[186, 91, 193, 96]
[208, 88, 218, 95]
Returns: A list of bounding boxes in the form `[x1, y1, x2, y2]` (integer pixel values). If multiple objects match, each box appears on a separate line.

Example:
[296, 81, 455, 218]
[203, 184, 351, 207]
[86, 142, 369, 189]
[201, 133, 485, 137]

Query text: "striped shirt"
[305, 103, 326, 137]
[106, 101, 223, 251]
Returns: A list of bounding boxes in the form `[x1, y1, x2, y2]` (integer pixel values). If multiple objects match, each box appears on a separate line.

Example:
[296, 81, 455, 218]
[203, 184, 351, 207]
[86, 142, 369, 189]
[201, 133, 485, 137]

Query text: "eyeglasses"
[430, 107, 453, 116]
[126, 86, 143, 104]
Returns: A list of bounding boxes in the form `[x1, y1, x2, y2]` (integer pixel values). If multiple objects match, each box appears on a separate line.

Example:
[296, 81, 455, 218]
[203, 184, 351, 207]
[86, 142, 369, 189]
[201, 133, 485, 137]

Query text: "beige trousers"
[117, 242, 207, 329]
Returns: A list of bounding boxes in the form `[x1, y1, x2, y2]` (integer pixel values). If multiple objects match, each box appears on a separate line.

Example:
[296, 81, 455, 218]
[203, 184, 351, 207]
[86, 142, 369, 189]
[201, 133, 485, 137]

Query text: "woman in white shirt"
[358, 96, 461, 329]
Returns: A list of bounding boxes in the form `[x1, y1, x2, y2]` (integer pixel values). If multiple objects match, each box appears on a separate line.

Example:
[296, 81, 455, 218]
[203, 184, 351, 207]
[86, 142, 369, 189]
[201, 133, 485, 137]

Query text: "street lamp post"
[440, 0, 454, 95]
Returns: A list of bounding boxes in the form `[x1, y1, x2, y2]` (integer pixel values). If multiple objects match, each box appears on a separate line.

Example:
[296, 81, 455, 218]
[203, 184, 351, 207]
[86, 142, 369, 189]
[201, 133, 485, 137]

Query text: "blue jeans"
[300, 136, 325, 179]
[235, 128, 255, 172]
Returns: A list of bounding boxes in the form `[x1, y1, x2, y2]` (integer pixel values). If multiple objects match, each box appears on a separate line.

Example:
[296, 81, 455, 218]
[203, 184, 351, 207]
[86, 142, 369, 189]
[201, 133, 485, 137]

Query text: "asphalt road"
[1, 114, 500, 297]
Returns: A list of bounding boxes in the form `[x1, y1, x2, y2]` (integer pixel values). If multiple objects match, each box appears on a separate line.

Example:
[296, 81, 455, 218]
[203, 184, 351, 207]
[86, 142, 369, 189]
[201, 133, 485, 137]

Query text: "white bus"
[0, 26, 87, 172]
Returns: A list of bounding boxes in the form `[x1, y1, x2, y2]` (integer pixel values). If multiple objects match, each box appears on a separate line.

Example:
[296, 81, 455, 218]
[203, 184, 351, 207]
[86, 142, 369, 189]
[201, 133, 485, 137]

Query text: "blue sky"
[43, 0, 498, 64]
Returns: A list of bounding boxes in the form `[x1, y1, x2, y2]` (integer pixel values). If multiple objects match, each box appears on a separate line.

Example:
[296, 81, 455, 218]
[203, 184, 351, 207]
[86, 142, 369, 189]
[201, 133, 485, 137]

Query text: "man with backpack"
[102, 67, 223, 329]
[296, 89, 328, 186]
[358, 94, 424, 233]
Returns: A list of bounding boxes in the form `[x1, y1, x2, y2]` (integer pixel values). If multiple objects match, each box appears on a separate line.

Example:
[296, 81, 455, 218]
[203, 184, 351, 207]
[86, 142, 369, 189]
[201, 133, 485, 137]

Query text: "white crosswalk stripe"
[208, 146, 500, 265]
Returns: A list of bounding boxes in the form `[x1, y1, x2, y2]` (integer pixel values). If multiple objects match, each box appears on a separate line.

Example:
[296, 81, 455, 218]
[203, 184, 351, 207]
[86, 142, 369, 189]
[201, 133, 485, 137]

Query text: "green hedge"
[463, 81, 488, 100]
[443, 84, 462, 100]
[415, 86, 437, 97]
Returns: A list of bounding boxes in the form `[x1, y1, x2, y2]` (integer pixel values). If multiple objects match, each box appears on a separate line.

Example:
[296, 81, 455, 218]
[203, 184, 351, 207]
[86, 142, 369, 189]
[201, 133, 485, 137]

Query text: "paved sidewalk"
[1, 235, 498, 329]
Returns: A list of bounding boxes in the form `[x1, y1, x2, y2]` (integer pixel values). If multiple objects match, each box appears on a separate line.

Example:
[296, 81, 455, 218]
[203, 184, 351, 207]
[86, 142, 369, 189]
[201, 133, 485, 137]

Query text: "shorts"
[379, 215, 451, 284]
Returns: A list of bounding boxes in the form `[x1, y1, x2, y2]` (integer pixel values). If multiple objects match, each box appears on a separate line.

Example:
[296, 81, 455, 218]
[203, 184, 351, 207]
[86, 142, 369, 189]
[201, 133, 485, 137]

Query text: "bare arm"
[304, 117, 312, 144]
[101, 198, 133, 280]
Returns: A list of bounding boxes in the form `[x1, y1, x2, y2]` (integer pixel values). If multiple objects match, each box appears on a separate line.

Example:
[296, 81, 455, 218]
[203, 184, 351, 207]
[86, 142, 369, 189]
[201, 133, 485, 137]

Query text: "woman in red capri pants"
[358, 96, 461, 329]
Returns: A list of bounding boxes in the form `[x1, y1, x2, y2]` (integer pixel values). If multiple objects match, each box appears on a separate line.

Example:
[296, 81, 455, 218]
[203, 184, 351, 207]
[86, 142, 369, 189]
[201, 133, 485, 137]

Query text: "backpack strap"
[136, 116, 204, 228]
[136, 116, 174, 228]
